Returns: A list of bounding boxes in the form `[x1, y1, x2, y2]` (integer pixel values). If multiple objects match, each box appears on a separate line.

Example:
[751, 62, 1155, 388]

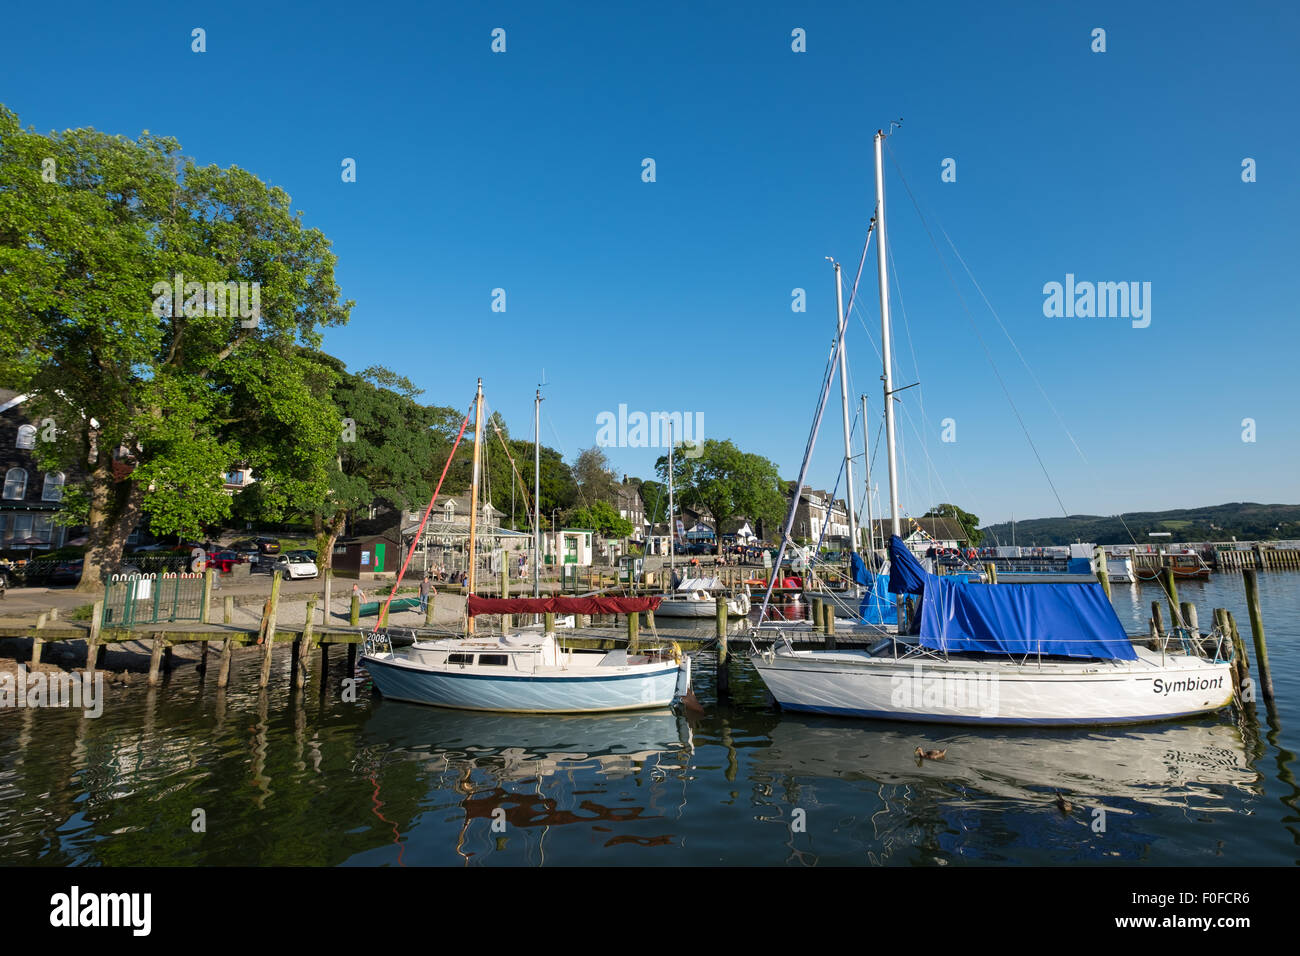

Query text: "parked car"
[50, 558, 84, 585]
[273, 552, 318, 580]
[206, 550, 245, 573]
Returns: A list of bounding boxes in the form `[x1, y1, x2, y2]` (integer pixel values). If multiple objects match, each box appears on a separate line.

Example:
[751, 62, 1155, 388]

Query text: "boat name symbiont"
[890, 664, 1001, 716]
[49, 886, 151, 936]
[1152, 675, 1225, 696]
[0, 665, 104, 718]
[1042, 274, 1151, 328]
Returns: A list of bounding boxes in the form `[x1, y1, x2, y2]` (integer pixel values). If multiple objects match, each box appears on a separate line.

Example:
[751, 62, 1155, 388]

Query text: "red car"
[206, 550, 245, 573]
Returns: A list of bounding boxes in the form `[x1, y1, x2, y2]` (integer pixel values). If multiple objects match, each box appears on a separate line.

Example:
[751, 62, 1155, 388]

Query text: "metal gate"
[102, 572, 206, 627]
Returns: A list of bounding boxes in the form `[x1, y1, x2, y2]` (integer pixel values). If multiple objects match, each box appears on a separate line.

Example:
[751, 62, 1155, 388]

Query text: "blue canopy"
[887, 535, 928, 595]
[858, 572, 897, 625]
[849, 551, 873, 586]
[919, 575, 1137, 660]
[885, 534, 1135, 660]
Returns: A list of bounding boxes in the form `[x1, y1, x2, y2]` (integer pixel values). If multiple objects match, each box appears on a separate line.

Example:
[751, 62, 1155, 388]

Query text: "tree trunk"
[76, 459, 144, 593]
[320, 512, 346, 571]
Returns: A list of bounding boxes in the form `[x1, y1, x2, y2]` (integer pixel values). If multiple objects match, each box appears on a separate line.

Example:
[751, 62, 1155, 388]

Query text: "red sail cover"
[466, 596, 663, 617]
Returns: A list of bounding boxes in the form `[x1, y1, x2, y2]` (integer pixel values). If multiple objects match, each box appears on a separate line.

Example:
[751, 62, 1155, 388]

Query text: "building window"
[3, 468, 27, 500]
[42, 472, 65, 502]
[32, 515, 54, 546]
[15, 425, 36, 450]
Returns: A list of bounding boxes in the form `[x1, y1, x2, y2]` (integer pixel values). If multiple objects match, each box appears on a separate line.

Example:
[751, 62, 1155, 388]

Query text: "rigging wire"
[883, 139, 1071, 519]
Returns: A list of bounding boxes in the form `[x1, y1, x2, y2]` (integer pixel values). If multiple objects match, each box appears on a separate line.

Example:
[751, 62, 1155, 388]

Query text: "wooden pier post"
[1163, 567, 1181, 628]
[86, 600, 104, 678]
[1094, 546, 1111, 600]
[258, 571, 283, 688]
[31, 612, 46, 665]
[1242, 570, 1276, 711]
[323, 568, 333, 626]
[147, 634, 166, 686]
[1151, 602, 1165, 642]
[223, 595, 233, 625]
[217, 635, 236, 688]
[295, 597, 317, 689]
[319, 642, 330, 692]
[1224, 610, 1251, 694]
[627, 611, 639, 653]
[202, 568, 215, 624]
[425, 588, 436, 626]
[984, 562, 998, 585]
[715, 596, 730, 698]
[646, 608, 655, 631]
[347, 641, 357, 679]
[811, 598, 824, 634]
[349, 593, 360, 627]
[824, 598, 836, 650]
[544, 611, 555, 633]
[500, 567, 508, 599]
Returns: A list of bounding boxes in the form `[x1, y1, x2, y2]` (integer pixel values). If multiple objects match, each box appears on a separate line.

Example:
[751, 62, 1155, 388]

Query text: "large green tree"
[925, 503, 983, 547]
[0, 107, 350, 589]
[310, 362, 461, 568]
[566, 500, 634, 540]
[656, 438, 785, 556]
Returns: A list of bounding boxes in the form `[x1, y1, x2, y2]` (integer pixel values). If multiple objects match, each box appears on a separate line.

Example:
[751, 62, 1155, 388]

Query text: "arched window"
[16, 425, 36, 450]
[42, 472, 65, 502]
[3, 468, 27, 500]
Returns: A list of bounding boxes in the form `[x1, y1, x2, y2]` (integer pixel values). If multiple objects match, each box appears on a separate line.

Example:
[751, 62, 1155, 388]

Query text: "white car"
[274, 552, 319, 580]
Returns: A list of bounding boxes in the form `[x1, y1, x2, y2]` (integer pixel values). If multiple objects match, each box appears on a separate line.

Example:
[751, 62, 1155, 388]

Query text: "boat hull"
[750, 650, 1233, 726]
[363, 654, 682, 714]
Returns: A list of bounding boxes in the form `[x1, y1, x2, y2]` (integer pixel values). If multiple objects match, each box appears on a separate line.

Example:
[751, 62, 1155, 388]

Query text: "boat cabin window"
[447, 653, 474, 665]
[478, 654, 509, 666]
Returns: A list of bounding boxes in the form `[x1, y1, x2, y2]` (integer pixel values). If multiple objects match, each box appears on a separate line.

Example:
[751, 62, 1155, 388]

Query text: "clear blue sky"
[5, 0, 1297, 527]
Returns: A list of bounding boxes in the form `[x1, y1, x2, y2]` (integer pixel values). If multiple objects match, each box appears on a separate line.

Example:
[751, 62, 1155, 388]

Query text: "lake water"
[1, 573, 1296, 866]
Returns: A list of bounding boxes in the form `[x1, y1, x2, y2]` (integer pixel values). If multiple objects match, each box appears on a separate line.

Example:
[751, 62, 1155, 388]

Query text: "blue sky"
[4, 0, 1298, 527]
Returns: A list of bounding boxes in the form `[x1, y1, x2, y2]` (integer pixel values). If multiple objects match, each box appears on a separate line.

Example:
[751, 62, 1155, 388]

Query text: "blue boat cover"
[849, 551, 873, 586]
[919, 575, 1136, 659]
[887, 535, 928, 595]
[858, 572, 897, 625]
[886, 534, 1135, 660]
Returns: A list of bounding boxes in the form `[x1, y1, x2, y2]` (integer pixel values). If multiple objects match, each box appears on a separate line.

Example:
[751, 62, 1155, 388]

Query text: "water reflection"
[356, 703, 695, 864]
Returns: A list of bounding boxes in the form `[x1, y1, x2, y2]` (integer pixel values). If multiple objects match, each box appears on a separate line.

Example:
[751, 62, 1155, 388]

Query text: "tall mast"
[874, 129, 901, 540]
[533, 387, 541, 598]
[466, 379, 484, 634]
[833, 260, 858, 556]
[667, 420, 675, 582]
[861, 393, 873, 562]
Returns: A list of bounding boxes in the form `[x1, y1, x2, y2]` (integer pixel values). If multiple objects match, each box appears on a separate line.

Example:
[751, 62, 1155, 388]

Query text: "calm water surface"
[1, 573, 1296, 865]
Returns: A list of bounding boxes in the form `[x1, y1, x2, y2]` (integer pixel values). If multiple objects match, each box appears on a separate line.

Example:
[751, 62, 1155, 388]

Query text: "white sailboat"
[749, 129, 1235, 726]
[363, 380, 691, 714]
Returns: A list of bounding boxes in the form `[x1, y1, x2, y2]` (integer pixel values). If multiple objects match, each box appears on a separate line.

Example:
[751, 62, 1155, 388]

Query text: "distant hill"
[980, 503, 1300, 547]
